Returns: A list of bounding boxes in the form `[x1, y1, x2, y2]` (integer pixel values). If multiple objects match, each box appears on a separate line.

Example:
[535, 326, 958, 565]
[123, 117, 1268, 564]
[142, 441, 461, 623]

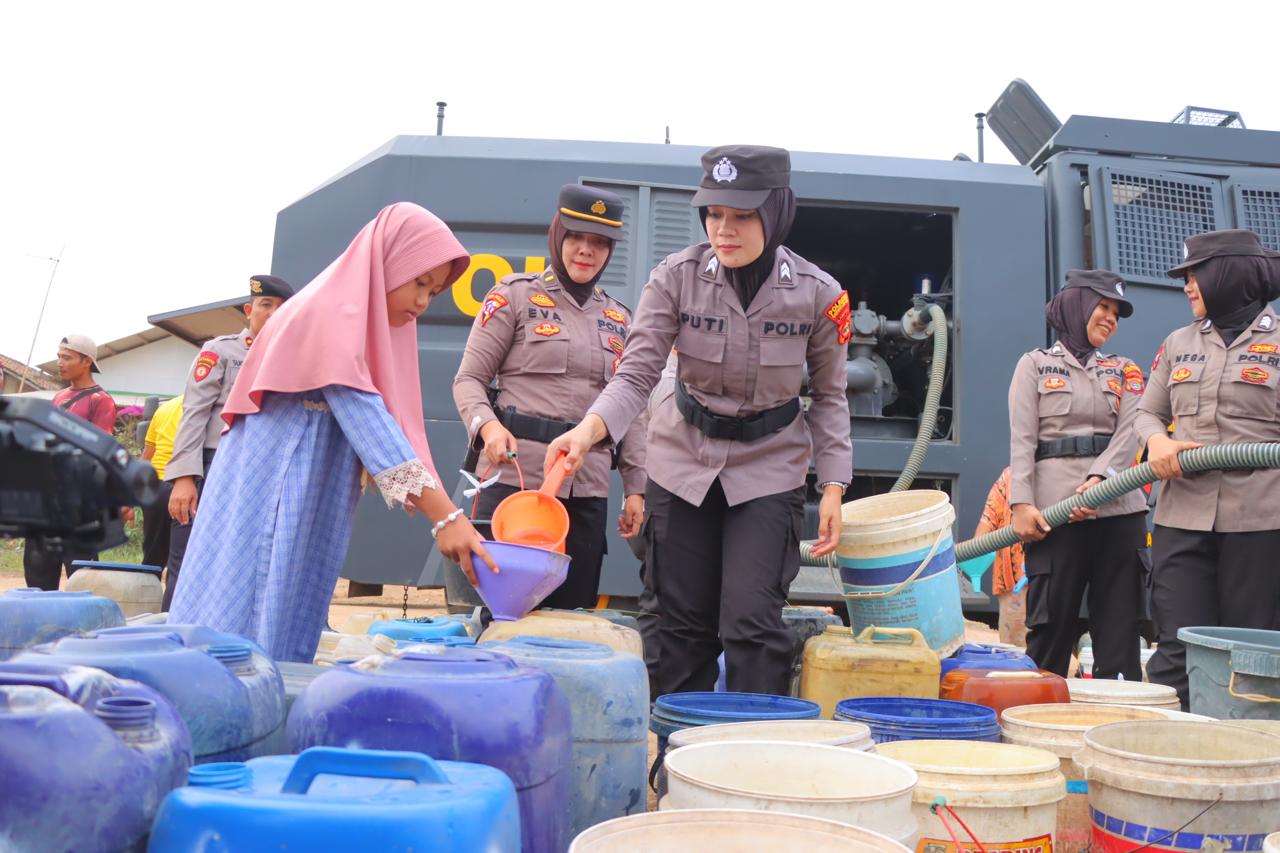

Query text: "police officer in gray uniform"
[547, 146, 852, 697]
[1137, 229, 1280, 707]
[165, 274, 293, 609]
[1008, 270, 1146, 680]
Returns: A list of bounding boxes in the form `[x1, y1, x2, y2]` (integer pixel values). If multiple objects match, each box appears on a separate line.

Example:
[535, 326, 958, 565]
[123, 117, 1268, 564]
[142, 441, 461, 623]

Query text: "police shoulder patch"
[824, 291, 852, 345]
[530, 293, 556, 308]
[193, 350, 220, 382]
[1107, 378, 1122, 395]
[1242, 366, 1270, 384]
[533, 323, 561, 337]
[479, 290, 509, 327]
[603, 307, 627, 324]
[1043, 376, 1067, 391]
[1171, 367, 1192, 383]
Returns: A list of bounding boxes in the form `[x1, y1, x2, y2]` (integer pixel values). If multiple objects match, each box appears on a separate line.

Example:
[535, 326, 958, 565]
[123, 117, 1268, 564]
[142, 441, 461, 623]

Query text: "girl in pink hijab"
[168, 203, 495, 662]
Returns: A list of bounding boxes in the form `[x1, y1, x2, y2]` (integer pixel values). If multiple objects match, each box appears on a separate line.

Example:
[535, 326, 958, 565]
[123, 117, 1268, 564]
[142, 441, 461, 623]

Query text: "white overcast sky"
[2, 0, 1277, 364]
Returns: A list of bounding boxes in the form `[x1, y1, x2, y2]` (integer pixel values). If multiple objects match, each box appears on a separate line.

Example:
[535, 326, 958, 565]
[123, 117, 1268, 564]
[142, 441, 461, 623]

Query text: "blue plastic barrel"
[149, 746, 520, 852]
[1180, 626, 1280, 720]
[368, 616, 471, 642]
[651, 692, 821, 752]
[0, 672, 191, 852]
[14, 624, 285, 763]
[939, 643, 1037, 678]
[409, 635, 477, 647]
[0, 587, 125, 660]
[484, 636, 648, 837]
[288, 648, 572, 853]
[834, 697, 1001, 744]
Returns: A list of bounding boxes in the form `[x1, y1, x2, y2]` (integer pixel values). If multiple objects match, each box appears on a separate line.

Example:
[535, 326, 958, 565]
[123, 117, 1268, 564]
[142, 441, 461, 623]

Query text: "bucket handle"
[854, 626, 929, 647]
[281, 747, 449, 794]
[830, 525, 948, 601]
[1227, 671, 1280, 704]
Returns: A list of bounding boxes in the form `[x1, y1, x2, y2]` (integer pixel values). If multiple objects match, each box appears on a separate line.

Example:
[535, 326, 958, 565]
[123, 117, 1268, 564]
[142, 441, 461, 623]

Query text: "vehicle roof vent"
[1171, 107, 1245, 129]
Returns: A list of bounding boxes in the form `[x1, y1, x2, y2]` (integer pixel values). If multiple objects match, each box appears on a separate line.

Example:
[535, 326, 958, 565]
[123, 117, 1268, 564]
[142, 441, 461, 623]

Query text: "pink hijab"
[221, 202, 470, 478]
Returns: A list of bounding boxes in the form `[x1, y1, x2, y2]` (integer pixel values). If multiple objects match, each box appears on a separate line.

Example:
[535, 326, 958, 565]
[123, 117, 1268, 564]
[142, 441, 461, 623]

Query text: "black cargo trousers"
[645, 478, 805, 697]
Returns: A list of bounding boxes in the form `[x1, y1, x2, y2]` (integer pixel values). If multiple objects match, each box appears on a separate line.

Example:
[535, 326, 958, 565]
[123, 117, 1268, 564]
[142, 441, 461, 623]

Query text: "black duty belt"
[1036, 433, 1113, 461]
[496, 406, 620, 469]
[675, 380, 800, 442]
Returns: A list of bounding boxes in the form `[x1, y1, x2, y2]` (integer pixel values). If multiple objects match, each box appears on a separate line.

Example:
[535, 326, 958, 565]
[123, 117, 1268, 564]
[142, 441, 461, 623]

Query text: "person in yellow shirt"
[141, 395, 183, 571]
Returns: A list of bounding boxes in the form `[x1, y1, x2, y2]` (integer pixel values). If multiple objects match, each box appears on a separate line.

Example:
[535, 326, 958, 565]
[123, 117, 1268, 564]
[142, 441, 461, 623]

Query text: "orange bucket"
[490, 455, 570, 553]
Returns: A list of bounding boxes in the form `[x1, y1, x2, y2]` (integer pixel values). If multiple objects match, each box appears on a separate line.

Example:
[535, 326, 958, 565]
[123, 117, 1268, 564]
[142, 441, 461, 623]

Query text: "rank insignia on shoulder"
[533, 323, 561, 337]
[1263, 316, 1275, 331]
[1107, 378, 1122, 394]
[1043, 376, 1066, 390]
[530, 293, 556, 308]
[1171, 367, 1192, 383]
[603, 307, 626, 324]
[824, 292, 852, 345]
[1242, 367, 1270, 384]
[193, 350, 220, 382]
[479, 291, 509, 327]
[608, 336, 625, 354]
[1250, 343, 1279, 354]
[542, 269, 555, 283]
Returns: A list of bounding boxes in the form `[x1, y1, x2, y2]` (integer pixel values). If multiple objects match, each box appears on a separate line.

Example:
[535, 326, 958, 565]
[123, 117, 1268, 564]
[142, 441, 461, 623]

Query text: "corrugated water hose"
[799, 302, 949, 567]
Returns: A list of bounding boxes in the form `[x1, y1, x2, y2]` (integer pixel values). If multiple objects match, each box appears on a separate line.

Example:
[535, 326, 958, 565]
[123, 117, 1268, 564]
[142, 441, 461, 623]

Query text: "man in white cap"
[22, 334, 121, 589]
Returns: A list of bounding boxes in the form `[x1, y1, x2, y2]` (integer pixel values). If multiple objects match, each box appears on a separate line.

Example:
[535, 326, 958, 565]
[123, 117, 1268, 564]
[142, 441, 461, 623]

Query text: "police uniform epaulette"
[210, 332, 241, 343]
[665, 243, 713, 269]
[496, 272, 536, 289]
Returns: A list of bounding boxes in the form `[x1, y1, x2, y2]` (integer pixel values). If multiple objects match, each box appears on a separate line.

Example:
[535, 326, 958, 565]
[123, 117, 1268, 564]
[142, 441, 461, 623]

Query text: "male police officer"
[164, 274, 293, 608]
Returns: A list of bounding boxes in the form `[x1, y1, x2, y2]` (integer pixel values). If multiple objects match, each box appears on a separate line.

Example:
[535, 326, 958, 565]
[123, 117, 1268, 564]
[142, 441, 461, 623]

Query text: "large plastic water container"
[483, 636, 648, 837]
[835, 697, 1002, 744]
[65, 560, 163, 617]
[0, 673, 192, 853]
[651, 692, 821, 753]
[1179, 626, 1280, 720]
[1067, 677, 1180, 711]
[571, 809, 912, 852]
[800, 626, 941, 718]
[367, 615, 472, 642]
[14, 624, 285, 763]
[668, 719, 875, 753]
[481, 609, 644, 657]
[940, 643, 1037, 678]
[878, 740, 1064, 852]
[287, 648, 573, 853]
[0, 587, 125, 660]
[662, 741, 919, 847]
[148, 746, 520, 852]
[835, 491, 965, 657]
[939, 669, 1070, 716]
[1076, 721, 1280, 853]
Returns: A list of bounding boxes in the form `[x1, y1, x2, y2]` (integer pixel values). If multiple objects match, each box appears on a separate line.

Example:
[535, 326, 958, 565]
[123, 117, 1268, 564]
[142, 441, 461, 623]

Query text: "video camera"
[0, 396, 159, 553]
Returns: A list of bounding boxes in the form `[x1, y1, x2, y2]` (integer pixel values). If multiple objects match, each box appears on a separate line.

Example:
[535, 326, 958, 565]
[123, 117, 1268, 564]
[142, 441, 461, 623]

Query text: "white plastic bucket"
[1001, 703, 1168, 850]
[1067, 678, 1180, 711]
[669, 720, 874, 753]
[570, 809, 912, 852]
[64, 564, 162, 618]
[1266, 831, 1280, 853]
[835, 491, 964, 657]
[662, 740, 918, 847]
[876, 739, 1063, 853]
[1076, 721, 1280, 853]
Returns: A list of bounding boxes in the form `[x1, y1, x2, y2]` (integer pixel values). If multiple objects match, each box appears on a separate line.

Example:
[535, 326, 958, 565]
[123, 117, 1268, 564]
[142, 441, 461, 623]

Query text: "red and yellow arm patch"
[603, 307, 627, 325]
[1249, 343, 1278, 354]
[1123, 363, 1145, 394]
[193, 351, 219, 382]
[479, 291, 509, 327]
[1242, 366, 1270, 384]
[824, 292, 852, 345]
[530, 293, 556, 308]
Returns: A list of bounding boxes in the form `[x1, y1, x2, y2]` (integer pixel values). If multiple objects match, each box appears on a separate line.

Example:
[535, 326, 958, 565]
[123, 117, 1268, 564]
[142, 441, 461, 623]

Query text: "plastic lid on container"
[654, 692, 821, 725]
[835, 697, 997, 724]
[70, 561, 163, 575]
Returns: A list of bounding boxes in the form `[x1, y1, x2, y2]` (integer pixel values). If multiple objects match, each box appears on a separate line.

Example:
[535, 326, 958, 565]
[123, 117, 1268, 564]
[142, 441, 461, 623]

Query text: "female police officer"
[1009, 270, 1146, 680]
[545, 145, 852, 696]
[1136, 229, 1280, 707]
[453, 184, 646, 609]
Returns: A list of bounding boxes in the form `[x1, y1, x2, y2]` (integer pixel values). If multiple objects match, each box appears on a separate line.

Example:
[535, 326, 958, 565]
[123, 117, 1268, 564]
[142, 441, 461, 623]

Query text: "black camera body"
[0, 396, 159, 553]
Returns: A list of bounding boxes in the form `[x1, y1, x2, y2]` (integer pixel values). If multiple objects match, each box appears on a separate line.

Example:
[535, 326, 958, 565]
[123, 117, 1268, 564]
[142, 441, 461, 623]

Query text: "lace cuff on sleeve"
[373, 459, 438, 508]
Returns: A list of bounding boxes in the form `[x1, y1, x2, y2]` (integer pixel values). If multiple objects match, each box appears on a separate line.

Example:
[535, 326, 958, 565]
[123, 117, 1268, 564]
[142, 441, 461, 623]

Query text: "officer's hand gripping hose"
[801, 442, 1280, 570]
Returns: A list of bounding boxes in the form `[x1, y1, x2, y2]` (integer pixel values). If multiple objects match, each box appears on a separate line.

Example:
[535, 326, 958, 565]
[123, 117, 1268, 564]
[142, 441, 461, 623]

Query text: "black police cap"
[249, 274, 294, 301]
[1064, 269, 1133, 318]
[1167, 229, 1269, 279]
[691, 145, 791, 210]
[557, 185, 624, 240]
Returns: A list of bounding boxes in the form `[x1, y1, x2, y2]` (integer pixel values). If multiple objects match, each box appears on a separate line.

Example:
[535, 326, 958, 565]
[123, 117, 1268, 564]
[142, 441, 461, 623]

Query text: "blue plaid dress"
[168, 385, 420, 662]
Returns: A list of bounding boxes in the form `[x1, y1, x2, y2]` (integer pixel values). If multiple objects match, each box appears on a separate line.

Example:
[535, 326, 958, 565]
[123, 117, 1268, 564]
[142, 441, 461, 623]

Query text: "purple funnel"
[468, 540, 571, 621]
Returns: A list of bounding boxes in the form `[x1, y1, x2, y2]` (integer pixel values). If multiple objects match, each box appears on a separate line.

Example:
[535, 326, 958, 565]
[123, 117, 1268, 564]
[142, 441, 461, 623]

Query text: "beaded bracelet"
[430, 507, 465, 539]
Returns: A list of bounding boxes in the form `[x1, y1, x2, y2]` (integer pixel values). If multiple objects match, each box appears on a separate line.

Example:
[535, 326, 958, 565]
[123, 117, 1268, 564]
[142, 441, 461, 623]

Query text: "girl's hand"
[545, 415, 606, 479]
[437, 517, 498, 586]
[810, 485, 844, 558]
[619, 494, 645, 539]
[1147, 433, 1202, 480]
[1012, 503, 1051, 543]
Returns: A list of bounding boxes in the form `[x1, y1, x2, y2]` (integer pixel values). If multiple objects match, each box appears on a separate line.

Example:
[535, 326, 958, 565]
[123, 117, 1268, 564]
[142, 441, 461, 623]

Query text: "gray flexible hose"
[800, 302, 949, 567]
[954, 442, 1280, 562]
[891, 303, 949, 493]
